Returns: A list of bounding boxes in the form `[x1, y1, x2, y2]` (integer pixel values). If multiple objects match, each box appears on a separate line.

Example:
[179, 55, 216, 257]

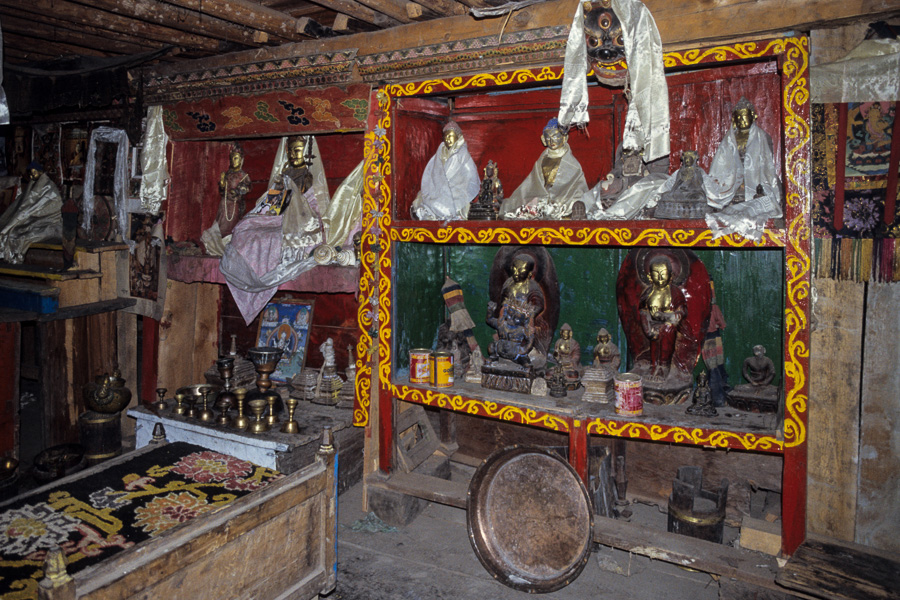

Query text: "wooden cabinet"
[356, 37, 811, 555]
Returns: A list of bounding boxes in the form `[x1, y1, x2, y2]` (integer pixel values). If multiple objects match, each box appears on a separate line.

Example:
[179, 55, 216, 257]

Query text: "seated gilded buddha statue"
[500, 119, 589, 220]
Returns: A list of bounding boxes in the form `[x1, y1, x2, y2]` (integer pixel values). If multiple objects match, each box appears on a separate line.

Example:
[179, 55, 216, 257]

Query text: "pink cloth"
[222, 215, 284, 323]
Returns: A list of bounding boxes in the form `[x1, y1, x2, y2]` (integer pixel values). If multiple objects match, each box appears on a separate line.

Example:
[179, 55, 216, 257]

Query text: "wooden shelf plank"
[389, 220, 787, 248]
[393, 379, 783, 453]
[167, 255, 359, 293]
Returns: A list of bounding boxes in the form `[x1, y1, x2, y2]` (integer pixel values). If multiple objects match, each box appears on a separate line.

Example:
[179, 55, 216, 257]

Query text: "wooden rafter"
[354, 0, 413, 24]
[1, 14, 154, 56]
[409, 0, 466, 18]
[0, 0, 223, 53]
[158, 0, 307, 42]
[0, 5, 159, 51]
[306, 0, 401, 27]
[5, 32, 109, 59]
[63, 0, 267, 47]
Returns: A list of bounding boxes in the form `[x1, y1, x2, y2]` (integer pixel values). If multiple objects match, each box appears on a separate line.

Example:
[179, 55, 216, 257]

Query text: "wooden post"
[141, 316, 160, 406]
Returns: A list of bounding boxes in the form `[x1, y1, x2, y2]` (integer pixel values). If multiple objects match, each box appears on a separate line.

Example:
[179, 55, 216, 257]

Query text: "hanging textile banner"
[160, 83, 371, 141]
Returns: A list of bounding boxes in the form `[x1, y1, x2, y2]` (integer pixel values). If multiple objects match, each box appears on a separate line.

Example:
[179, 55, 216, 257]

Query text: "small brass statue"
[582, 328, 620, 404]
[552, 323, 582, 390]
[468, 160, 503, 220]
[726, 344, 779, 413]
[654, 150, 708, 219]
[686, 370, 717, 417]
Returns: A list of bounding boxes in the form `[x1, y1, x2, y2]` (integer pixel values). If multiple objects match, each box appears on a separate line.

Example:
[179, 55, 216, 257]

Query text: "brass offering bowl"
[176, 384, 222, 419]
[0, 457, 18, 482]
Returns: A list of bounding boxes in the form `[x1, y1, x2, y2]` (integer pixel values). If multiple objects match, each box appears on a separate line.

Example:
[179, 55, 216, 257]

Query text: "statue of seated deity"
[653, 150, 708, 219]
[500, 119, 589, 220]
[727, 344, 779, 413]
[411, 121, 480, 221]
[482, 248, 560, 394]
[617, 248, 711, 405]
[582, 327, 620, 404]
[704, 97, 782, 240]
[686, 370, 717, 417]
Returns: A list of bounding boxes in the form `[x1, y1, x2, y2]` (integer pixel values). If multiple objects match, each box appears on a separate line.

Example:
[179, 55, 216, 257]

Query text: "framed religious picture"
[62, 126, 88, 181]
[255, 299, 315, 383]
[128, 212, 164, 300]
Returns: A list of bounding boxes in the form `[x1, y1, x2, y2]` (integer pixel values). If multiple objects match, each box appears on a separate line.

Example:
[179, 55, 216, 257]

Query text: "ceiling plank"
[0, 0, 223, 53]
[451, 0, 493, 8]
[297, 16, 336, 38]
[1, 15, 153, 56]
[5, 32, 109, 59]
[354, 0, 414, 23]
[307, 0, 401, 27]
[409, 0, 466, 17]
[64, 0, 266, 47]
[0, 5, 161, 50]
[158, 0, 307, 42]
[5, 47, 58, 63]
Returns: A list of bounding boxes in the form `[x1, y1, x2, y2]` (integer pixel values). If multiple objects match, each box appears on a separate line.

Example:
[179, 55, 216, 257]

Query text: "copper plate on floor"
[466, 445, 593, 593]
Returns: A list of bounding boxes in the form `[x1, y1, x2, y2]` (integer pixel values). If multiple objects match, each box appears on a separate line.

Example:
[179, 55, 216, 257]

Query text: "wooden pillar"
[141, 316, 160, 406]
[0, 322, 20, 457]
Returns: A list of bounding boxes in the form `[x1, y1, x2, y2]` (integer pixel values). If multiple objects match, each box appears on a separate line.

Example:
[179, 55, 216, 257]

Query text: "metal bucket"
[614, 372, 643, 416]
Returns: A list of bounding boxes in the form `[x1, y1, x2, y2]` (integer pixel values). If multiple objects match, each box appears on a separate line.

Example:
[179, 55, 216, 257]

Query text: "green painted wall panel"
[393, 243, 783, 389]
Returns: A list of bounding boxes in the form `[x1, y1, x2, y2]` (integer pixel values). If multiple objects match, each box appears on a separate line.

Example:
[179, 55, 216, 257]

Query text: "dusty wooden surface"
[808, 278, 864, 542]
[157, 280, 219, 395]
[776, 535, 900, 600]
[857, 283, 900, 553]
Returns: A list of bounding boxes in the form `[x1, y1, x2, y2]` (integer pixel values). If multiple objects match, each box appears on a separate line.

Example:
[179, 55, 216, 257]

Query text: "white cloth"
[411, 136, 480, 220]
[703, 123, 782, 241]
[84, 127, 130, 242]
[140, 105, 169, 214]
[558, 0, 670, 162]
[0, 173, 62, 263]
[500, 145, 589, 218]
[590, 173, 668, 220]
[812, 38, 900, 104]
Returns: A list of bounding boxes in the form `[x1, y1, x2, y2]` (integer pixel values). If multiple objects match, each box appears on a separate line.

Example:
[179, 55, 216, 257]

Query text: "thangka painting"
[255, 299, 315, 383]
[128, 212, 164, 300]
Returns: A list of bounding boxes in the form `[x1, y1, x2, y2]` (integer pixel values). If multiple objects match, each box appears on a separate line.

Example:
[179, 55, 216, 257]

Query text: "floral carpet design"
[0, 443, 282, 600]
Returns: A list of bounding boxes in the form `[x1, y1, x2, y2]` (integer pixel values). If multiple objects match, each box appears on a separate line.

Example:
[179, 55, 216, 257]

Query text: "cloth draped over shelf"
[140, 106, 169, 215]
[411, 134, 480, 221]
[812, 38, 900, 104]
[558, 0, 670, 162]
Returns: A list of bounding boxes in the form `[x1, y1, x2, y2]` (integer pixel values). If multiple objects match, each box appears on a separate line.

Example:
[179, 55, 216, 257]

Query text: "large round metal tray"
[466, 445, 594, 593]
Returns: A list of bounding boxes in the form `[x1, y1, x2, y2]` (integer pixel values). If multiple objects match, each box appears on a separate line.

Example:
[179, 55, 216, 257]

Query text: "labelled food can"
[430, 351, 454, 388]
[614, 372, 643, 416]
[409, 349, 432, 384]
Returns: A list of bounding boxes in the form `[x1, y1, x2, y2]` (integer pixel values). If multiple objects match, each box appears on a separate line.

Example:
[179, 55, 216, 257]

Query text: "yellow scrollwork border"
[358, 37, 811, 454]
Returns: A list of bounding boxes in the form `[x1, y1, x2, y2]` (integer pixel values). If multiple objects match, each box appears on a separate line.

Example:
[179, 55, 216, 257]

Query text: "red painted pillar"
[0, 322, 20, 457]
[141, 316, 160, 406]
[568, 416, 589, 486]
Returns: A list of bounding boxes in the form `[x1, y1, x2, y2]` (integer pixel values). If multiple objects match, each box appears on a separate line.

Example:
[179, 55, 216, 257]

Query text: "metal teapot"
[84, 369, 132, 414]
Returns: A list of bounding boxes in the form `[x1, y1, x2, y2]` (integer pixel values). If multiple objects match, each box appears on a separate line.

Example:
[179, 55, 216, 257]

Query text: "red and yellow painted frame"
[356, 37, 811, 553]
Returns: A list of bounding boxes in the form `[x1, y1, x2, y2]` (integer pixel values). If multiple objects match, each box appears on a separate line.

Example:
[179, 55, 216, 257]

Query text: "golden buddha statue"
[639, 256, 687, 381]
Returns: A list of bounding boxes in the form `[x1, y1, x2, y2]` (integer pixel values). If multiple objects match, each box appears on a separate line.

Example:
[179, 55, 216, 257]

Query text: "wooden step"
[776, 535, 900, 600]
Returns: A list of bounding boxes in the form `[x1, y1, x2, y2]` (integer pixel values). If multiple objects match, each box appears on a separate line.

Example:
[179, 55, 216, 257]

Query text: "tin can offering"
[430, 351, 453, 388]
[409, 349, 432, 384]
[614, 372, 643, 416]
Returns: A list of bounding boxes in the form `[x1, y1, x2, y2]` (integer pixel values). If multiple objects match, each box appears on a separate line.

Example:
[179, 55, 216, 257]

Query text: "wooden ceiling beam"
[409, 0, 466, 18]
[451, 0, 493, 8]
[158, 0, 307, 42]
[1, 14, 153, 56]
[5, 46, 58, 63]
[0, 0, 223, 53]
[0, 5, 159, 49]
[64, 0, 266, 47]
[307, 0, 401, 27]
[5, 32, 109, 59]
[354, 0, 414, 23]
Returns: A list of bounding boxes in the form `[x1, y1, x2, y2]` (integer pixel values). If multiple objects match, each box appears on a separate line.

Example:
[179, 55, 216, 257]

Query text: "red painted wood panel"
[164, 133, 365, 243]
[0, 323, 19, 457]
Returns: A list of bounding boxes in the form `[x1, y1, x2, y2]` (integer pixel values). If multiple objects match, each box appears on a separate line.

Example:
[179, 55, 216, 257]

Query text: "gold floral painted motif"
[586, 420, 783, 452]
[393, 385, 571, 432]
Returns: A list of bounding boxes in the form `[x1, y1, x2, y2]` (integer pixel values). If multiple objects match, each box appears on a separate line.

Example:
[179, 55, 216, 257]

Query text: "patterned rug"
[0, 442, 282, 599]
